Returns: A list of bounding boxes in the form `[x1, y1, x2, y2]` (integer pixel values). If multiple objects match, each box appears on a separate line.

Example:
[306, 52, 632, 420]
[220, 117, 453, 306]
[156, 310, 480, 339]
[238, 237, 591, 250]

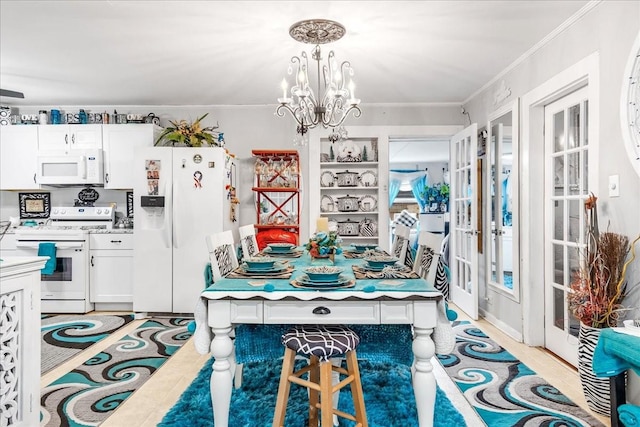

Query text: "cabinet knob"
[90, 255, 94, 266]
[312, 306, 331, 315]
[110, 240, 122, 244]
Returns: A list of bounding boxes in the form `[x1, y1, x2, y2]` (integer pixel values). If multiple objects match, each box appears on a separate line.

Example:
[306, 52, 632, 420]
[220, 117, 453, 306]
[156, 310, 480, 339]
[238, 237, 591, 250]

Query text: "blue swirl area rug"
[41, 314, 134, 374]
[40, 317, 192, 427]
[437, 321, 605, 427]
[159, 357, 465, 427]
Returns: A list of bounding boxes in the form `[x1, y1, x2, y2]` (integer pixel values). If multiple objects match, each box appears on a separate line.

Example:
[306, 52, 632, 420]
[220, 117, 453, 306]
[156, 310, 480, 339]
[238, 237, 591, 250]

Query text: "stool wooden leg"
[320, 361, 334, 427]
[346, 351, 368, 427]
[273, 348, 296, 427]
[308, 355, 320, 427]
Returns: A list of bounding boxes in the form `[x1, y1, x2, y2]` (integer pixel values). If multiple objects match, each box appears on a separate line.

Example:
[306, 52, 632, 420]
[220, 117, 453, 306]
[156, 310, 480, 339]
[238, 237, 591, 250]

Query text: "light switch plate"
[609, 175, 620, 197]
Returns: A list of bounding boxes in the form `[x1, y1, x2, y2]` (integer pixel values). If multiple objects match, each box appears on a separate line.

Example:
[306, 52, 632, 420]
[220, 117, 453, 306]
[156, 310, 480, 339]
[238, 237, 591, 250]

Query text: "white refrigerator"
[133, 146, 238, 313]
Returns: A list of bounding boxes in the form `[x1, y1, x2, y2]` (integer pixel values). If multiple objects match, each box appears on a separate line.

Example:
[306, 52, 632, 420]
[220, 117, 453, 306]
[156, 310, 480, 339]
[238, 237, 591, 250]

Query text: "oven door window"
[42, 257, 73, 281]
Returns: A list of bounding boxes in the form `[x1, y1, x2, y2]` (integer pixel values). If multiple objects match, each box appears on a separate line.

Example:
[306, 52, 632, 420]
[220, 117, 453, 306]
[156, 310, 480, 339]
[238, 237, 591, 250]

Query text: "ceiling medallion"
[277, 19, 361, 144]
[289, 19, 345, 45]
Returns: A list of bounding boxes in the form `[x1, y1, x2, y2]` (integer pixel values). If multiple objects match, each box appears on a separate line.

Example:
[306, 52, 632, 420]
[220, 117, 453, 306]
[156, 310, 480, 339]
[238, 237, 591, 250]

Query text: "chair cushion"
[282, 325, 360, 361]
[394, 210, 417, 228]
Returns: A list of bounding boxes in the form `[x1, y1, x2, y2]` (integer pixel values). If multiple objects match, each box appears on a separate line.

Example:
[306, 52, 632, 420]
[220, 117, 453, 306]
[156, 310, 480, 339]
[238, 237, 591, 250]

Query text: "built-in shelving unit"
[311, 136, 387, 246]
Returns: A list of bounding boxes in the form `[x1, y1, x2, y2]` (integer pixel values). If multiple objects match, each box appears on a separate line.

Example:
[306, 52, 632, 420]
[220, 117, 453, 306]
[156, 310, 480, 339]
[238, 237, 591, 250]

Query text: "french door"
[449, 124, 479, 319]
[543, 87, 590, 367]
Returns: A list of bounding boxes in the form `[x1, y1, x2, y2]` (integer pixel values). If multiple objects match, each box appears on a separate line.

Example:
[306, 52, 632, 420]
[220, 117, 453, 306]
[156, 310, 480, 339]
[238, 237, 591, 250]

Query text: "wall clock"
[621, 31, 640, 178]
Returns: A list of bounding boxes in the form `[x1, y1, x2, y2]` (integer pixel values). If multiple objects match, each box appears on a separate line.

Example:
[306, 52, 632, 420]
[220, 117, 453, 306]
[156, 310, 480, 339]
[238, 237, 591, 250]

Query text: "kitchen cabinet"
[1, 233, 17, 255]
[102, 124, 161, 189]
[251, 150, 300, 243]
[0, 126, 40, 190]
[38, 124, 102, 152]
[89, 233, 133, 309]
[309, 135, 388, 248]
[0, 257, 47, 427]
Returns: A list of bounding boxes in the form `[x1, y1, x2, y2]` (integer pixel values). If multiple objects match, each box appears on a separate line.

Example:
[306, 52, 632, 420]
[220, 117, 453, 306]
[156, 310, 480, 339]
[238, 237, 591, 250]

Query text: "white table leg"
[412, 326, 436, 427]
[210, 326, 234, 427]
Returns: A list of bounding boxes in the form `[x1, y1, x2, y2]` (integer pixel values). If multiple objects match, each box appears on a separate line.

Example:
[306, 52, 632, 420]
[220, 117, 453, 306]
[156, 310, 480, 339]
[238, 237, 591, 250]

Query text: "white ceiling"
[0, 1, 590, 108]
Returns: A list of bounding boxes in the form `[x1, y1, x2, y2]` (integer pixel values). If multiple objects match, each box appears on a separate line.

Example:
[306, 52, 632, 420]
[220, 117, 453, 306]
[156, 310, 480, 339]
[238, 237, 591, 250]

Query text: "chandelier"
[276, 19, 362, 140]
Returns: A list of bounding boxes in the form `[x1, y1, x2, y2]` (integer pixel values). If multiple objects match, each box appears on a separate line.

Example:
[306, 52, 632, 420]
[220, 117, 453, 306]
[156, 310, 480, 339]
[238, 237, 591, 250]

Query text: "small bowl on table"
[267, 243, 296, 253]
[303, 266, 344, 282]
[363, 255, 399, 270]
[244, 256, 276, 270]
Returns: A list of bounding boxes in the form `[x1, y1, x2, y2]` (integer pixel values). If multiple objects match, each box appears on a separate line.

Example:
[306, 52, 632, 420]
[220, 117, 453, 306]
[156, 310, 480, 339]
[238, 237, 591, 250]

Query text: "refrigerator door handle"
[172, 179, 178, 249]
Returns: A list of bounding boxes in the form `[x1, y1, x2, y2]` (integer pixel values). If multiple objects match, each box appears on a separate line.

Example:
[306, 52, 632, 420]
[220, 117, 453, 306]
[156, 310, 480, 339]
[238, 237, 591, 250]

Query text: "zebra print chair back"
[205, 230, 239, 282]
[413, 231, 449, 299]
[238, 224, 259, 260]
[391, 223, 411, 267]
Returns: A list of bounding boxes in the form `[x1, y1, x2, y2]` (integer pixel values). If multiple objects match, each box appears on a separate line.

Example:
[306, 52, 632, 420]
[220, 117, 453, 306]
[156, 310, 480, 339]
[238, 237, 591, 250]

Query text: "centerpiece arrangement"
[421, 182, 450, 213]
[567, 193, 639, 415]
[155, 113, 224, 147]
[305, 231, 343, 260]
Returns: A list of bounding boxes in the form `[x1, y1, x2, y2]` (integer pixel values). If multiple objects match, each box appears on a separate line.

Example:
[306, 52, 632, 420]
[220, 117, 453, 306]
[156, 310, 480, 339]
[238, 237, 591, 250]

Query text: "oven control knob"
[60, 209, 66, 214]
[52, 208, 59, 214]
[96, 209, 102, 214]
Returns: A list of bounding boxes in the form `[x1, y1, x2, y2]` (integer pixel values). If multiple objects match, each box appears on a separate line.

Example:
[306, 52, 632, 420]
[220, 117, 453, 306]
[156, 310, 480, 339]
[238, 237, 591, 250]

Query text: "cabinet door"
[0, 126, 40, 189]
[90, 249, 134, 303]
[70, 124, 103, 150]
[38, 124, 103, 151]
[103, 124, 157, 189]
[38, 125, 72, 151]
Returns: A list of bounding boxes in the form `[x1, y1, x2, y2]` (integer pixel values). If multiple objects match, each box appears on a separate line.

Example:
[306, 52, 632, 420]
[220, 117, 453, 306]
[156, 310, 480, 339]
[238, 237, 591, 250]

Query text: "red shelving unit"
[251, 150, 300, 244]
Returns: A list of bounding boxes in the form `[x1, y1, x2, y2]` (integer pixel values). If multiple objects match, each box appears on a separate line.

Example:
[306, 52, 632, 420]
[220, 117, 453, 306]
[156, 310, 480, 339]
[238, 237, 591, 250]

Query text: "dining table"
[193, 247, 449, 427]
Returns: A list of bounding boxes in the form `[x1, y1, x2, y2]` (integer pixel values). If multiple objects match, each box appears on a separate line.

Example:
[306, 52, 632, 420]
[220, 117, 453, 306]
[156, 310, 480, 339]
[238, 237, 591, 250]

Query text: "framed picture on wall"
[19, 192, 51, 219]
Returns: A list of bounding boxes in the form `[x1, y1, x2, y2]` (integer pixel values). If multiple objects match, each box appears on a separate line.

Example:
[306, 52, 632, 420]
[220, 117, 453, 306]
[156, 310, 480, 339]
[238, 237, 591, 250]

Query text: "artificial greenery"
[305, 231, 343, 257]
[421, 183, 450, 211]
[155, 113, 223, 147]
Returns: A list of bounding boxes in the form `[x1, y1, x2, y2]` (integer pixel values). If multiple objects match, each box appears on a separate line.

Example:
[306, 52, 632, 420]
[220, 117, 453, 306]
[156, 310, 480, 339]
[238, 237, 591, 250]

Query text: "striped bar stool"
[272, 325, 367, 427]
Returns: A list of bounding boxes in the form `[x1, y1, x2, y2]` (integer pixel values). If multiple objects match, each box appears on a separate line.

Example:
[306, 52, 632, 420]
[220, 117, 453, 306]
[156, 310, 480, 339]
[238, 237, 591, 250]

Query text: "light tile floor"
[42, 309, 610, 426]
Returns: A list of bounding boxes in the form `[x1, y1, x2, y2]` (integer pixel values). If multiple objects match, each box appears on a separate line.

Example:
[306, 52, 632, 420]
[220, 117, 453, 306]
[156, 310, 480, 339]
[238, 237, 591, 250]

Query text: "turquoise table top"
[202, 250, 439, 296]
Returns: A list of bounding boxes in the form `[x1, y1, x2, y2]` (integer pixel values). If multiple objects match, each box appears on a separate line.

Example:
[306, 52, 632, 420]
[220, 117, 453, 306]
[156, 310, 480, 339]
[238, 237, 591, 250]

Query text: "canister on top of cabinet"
[39, 110, 48, 124]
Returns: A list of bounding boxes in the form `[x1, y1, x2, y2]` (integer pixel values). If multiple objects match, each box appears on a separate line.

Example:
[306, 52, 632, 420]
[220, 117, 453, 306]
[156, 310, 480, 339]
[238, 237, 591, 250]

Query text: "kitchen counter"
[89, 228, 133, 234]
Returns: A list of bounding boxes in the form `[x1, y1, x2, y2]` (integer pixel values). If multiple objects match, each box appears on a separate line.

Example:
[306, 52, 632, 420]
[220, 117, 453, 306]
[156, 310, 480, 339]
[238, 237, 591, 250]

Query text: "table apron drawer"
[263, 301, 380, 324]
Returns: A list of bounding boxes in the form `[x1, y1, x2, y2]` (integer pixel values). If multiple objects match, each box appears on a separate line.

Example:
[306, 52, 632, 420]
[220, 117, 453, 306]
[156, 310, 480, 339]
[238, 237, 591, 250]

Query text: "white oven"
[15, 229, 92, 313]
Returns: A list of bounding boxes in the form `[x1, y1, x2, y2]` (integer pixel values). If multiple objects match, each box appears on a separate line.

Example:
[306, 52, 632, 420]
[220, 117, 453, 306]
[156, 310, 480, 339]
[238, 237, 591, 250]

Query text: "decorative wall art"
[19, 192, 51, 219]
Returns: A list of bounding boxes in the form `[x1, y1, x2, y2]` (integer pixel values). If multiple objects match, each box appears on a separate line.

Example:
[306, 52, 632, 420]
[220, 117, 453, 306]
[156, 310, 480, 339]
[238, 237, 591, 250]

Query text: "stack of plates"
[241, 261, 288, 274]
[296, 274, 351, 287]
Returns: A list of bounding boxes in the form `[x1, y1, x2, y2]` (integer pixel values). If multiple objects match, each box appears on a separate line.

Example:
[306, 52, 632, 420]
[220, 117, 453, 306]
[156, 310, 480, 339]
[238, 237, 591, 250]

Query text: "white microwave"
[37, 149, 104, 185]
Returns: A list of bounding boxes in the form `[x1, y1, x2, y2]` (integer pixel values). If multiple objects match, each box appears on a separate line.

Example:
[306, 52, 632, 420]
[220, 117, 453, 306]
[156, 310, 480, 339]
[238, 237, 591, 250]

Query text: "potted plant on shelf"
[567, 193, 639, 415]
[305, 231, 343, 261]
[155, 113, 224, 147]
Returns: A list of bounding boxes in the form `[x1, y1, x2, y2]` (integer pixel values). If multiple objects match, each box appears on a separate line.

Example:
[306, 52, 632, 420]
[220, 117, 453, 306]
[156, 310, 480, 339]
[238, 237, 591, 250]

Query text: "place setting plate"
[290, 274, 355, 290]
[241, 261, 288, 274]
[262, 246, 303, 257]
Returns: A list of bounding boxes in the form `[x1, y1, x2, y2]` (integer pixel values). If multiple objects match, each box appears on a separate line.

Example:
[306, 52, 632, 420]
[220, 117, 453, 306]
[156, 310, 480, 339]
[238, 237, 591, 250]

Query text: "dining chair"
[205, 230, 239, 281]
[391, 223, 412, 267]
[413, 230, 449, 300]
[238, 224, 259, 260]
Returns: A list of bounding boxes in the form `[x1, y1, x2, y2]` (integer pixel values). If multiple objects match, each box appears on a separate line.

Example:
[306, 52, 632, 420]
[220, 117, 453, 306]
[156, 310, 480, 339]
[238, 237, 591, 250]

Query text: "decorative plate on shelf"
[320, 171, 335, 187]
[359, 170, 377, 187]
[359, 195, 377, 212]
[320, 195, 335, 213]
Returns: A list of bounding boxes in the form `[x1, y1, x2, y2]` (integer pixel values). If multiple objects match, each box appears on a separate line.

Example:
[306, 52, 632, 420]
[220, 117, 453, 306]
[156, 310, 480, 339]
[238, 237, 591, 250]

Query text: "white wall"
[463, 1, 640, 336]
